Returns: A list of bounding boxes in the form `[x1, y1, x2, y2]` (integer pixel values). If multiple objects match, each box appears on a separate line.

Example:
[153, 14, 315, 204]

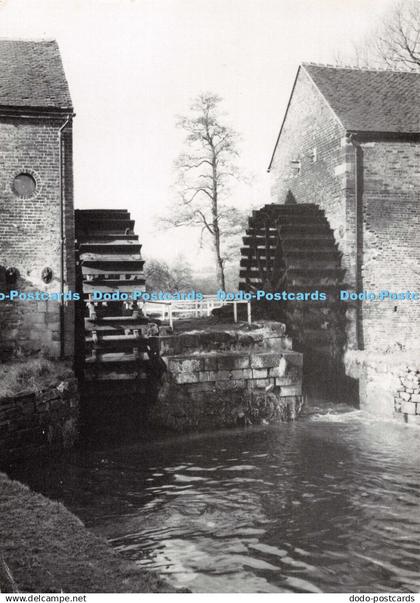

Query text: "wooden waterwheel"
[239, 203, 347, 361]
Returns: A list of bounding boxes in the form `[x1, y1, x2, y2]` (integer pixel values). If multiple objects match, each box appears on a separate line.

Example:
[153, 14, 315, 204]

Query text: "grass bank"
[0, 358, 73, 399]
[0, 472, 172, 593]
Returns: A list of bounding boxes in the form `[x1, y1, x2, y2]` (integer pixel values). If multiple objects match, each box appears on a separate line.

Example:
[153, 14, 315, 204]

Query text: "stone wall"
[0, 117, 75, 359]
[346, 350, 420, 424]
[394, 367, 420, 424]
[149, 324, 303, 431]
[0, 376, 79, 465]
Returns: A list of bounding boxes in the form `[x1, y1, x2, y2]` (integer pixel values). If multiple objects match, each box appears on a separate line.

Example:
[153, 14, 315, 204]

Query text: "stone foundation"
[345, 350, 420, 424]
[394, 367, 420, 423]
[149, 323, 303, 431]
[0, 376, 79, 465]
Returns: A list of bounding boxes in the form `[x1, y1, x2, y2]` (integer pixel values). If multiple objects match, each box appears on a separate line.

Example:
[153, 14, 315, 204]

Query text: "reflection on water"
[8, 404, 420, 593]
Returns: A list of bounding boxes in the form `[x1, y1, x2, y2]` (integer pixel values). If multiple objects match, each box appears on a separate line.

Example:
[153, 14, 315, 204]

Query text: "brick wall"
[360, 141, 420, 351]
[269, 69, 420, 354]
[0, 116, 75, 359]
[269, 69, 350, 274]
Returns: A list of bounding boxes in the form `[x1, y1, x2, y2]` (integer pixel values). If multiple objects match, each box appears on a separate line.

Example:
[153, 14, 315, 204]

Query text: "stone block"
[411, 394, 420, 403]
[231, 368, 253, 380]
[401, 401, 417, 415]
[261, 321, 287, 335]
[173, 372, 199, 384]
[198, 370, 231, 382]
[272, 372, 298, 384]
[252, 368, 268, 379]
[264, 336, 293, 352]
[253, 379, 271, 388]
[167, 356, 203, 373]
[218, 354, 250, 370]
[400, 391, 411, 401]
[277, 383, 302, 396]
[203, 356, 218, 371]
[269, 366, 279, 378]
[250, 353, 279, 369]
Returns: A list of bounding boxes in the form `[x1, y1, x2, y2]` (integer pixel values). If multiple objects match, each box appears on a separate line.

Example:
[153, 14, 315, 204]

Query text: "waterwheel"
[239, 203, 347, 367]
[75, 209, 156, 391]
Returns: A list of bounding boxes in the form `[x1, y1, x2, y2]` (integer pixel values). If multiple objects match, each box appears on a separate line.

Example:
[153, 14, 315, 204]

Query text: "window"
[290, 159, 301, 176]
[12, 173, 37, 198]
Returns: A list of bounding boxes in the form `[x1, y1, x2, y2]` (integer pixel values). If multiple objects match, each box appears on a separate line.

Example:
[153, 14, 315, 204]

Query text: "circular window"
[13, 173, 37, 198]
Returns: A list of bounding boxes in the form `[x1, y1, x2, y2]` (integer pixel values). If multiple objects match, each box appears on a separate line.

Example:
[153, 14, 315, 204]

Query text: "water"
[8, 403, 420, 593]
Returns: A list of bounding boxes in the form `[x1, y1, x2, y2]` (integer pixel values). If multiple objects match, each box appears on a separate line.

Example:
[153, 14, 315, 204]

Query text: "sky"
[0, 0, 397, 272]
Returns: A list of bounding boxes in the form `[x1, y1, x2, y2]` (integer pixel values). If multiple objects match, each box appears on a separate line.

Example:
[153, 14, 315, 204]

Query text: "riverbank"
[0, 358, 73, 399]
[0, 359, 80, 464]
[0, 471, 172, 593]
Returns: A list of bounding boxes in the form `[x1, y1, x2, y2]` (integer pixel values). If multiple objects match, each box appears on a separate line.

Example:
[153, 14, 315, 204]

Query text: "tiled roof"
[303, 63, 420, 134]
[0, 39, 72, 111]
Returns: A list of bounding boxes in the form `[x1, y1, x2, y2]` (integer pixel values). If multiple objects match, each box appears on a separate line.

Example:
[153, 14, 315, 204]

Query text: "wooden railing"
[143, 295, 252, 329]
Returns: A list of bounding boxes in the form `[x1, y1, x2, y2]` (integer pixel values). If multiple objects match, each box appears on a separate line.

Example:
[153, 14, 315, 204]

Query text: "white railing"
[143, 295, 252, 329]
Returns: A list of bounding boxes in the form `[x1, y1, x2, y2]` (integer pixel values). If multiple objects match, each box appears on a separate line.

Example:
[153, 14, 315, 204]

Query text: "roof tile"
[0, 39, 72, 111]
[303, 63, 420, 134]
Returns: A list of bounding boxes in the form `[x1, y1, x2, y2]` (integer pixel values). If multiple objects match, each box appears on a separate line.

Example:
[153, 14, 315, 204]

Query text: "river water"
[9, 403, 420, 593]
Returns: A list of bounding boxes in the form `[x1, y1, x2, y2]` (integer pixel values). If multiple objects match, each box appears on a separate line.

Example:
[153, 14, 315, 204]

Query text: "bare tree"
[145, 256, 193, 292]
[161, 93, 244, 290]
[375, 0, 420, 70]
[336, 1, 420, 71]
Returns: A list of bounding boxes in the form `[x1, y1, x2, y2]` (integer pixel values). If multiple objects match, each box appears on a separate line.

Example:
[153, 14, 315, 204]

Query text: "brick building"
[0, 40, 75, 358]
[268, 64, 420, 355]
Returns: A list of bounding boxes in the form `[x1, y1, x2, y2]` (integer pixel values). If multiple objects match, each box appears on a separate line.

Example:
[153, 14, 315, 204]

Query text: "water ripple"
[7, 403, 420, 593]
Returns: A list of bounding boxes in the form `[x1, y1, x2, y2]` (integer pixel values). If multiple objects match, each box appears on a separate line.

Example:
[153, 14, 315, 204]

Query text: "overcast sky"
[0, 0, 396, 270]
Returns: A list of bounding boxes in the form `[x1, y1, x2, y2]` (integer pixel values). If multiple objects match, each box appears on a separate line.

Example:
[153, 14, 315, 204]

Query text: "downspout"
[58, 115, 72, 359]
[349, 133, 364, 351]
